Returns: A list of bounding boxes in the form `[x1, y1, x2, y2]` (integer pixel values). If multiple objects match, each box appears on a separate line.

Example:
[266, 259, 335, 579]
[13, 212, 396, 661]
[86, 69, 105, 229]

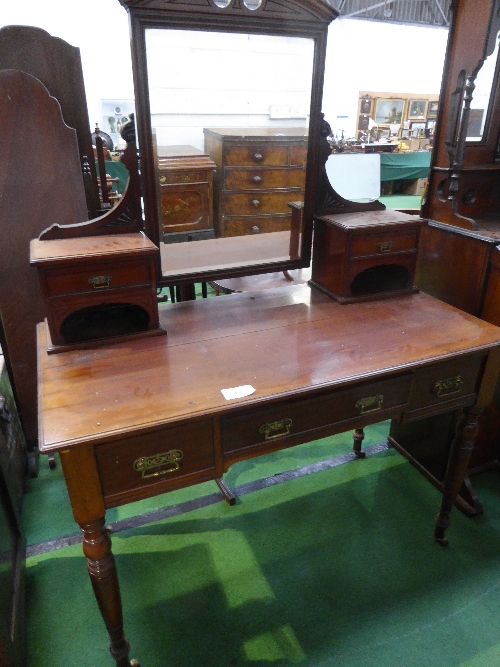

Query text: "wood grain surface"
[38, 286, 500, 451]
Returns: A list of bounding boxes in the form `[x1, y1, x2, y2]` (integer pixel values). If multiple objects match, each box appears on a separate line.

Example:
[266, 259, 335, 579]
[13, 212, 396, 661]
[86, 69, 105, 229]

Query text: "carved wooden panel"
[0, 70, 88, 446]
[0, 25, 100, 218]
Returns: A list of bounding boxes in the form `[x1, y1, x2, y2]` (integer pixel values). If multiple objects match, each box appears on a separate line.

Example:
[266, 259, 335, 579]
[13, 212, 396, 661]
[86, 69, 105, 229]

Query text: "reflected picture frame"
[374, 98, 405, 124]
[408, 99, 428, 120]
[427, 100, 439, 118]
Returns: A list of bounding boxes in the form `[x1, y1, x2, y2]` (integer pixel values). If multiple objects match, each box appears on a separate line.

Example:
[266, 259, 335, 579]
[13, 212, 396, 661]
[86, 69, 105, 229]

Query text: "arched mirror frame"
[118, 0, 338, 286]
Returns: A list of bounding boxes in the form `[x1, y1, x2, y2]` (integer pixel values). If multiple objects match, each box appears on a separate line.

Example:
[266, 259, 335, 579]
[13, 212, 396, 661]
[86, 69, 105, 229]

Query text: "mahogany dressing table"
[37, 284, 500, 667]
[31, 2, 500, 665]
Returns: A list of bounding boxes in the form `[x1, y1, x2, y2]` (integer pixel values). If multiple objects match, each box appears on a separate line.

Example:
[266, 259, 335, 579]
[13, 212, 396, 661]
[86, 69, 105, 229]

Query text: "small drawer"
[159, 170, 208, 185]
[350, 231, 418, 258]
[407, 354, 485, 419]
[224, 191, 300, 216]
[224, 168, 305, 191]
[95, 420, 215, 503]
[222, 374, 412, 454]
[222, 216, 291, 236]
[45, 260, 151, 296]
[224, 145, 289, 167]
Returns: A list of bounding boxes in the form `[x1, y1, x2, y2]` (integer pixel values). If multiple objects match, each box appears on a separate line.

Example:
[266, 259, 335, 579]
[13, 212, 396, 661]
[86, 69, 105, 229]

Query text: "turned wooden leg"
[352, 427, 366, 459]
[81, 518, 140, 667]
[434, 405, 481, 546]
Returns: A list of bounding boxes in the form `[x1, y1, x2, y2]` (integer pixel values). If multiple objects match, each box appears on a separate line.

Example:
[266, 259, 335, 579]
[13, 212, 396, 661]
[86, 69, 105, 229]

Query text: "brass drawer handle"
[159, 175, 167, 184]
[252, 175, 262, 184]
[253, 152, 264, 162]
[432, 375, 463, 398]
[133, 449, 183, 479]
[88, 275, 112, 289]
[377, 241, 393, 253]
[355, 395, 383, 415]
[259, 418, 292, 440]
[252, 199, 261, 208]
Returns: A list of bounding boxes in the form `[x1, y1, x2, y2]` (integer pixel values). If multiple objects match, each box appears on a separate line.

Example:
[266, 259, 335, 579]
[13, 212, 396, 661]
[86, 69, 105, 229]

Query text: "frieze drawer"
[44, 259, 152, 296]
[222, 374, 413, 454]
[350, 231, 418, 258]
[95, 419, 215, 506]
[407, 354, 485, 419]
[159, 170, 208, 185]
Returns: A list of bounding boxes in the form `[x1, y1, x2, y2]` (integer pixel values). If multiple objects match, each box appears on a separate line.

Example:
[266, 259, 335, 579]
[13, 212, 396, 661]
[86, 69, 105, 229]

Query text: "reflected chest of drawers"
[157, 145, 217, 243]
[203, 128, 307, 237]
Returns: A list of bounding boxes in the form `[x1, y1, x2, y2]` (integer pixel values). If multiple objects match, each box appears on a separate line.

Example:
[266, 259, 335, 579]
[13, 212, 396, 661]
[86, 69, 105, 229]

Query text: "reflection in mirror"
[145, 29, 315, 278]
[466, 29, 500, 141]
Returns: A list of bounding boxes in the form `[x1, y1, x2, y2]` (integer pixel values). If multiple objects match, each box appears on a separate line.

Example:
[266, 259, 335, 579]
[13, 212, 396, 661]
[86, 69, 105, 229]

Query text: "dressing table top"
[37, 285, 500, 453]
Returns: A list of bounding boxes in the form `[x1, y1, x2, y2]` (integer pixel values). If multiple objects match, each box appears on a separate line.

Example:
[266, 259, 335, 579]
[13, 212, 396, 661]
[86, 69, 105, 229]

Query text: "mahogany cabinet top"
[30, 233, 158, 266]
[315, 209, 423, 231]
[37, 285, 500, 452]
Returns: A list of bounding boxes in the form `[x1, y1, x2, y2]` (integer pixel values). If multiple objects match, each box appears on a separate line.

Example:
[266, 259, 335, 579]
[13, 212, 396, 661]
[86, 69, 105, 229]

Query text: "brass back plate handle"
[88, 275, 112, 289]
[432, 375, 463, 398]
[259, 418, 292, 440]
[355, 395, 384, 415]
[133, 449, 183, 479]
[377, 241, 393, 253]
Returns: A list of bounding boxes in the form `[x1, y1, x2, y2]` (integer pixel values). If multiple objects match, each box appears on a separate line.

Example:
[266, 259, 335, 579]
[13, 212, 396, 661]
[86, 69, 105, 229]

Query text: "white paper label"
[221, 385, 256, 400]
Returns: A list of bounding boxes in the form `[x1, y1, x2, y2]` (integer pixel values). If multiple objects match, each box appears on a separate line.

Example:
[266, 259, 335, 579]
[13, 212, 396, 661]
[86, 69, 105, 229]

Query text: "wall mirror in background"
[119, 0, 337, 286]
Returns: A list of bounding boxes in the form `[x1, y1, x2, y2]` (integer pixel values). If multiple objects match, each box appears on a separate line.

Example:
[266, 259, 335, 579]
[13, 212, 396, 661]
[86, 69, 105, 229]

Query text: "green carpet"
[23, 421, 500, 667]
[379, 194, 422, 210]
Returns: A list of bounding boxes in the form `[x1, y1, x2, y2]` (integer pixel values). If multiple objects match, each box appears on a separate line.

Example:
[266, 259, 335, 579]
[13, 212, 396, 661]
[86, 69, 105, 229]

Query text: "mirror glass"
[466, 29, 500, 141]
[145, 28, 315, 278]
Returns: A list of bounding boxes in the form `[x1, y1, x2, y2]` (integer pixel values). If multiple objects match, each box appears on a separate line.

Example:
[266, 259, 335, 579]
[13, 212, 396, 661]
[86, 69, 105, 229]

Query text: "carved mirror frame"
[423, 0, 500, 230]
[118, 0, 337, 286]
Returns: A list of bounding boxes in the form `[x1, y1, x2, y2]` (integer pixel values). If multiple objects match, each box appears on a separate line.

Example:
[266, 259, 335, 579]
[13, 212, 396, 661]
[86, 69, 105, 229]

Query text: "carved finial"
[95, 123, 101, 137]
[120, 113, 135, 144]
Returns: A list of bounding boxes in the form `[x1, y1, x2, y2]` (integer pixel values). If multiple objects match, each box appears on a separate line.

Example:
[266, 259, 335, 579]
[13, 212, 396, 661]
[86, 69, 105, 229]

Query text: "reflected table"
[37, 285, 500, 667]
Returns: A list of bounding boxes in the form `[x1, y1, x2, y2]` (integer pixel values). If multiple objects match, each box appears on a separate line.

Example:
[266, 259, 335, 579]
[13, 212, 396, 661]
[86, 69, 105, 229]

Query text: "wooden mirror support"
[34, 117, 165, 352]
[309, 114, 424, 304]
[39, 116, 143, 240]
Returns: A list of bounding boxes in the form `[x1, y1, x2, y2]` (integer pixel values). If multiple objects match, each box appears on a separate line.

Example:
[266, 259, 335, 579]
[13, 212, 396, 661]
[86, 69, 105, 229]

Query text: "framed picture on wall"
[374, 99, 405, 124]
[358, 114, 370, 131]
[427, 101, 439, 118]
[426, 119, 436, 136]
[408, 100, 427, 120]
[360, 98, 372, 114]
